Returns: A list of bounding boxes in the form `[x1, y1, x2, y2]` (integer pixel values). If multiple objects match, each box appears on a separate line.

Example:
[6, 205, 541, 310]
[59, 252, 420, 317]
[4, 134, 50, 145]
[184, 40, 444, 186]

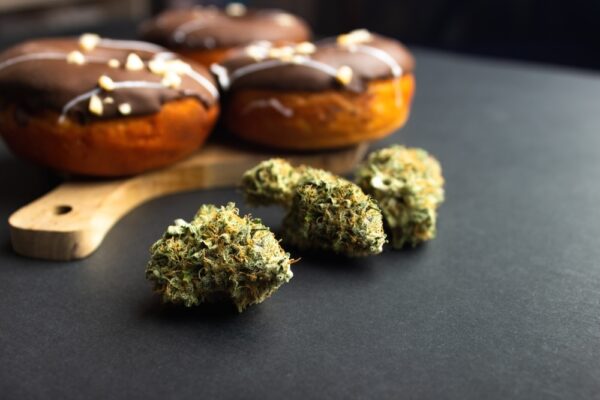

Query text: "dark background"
[2, 48, 600, 399]
[1, 1, 600, 398]
[1, 0, 599, 70]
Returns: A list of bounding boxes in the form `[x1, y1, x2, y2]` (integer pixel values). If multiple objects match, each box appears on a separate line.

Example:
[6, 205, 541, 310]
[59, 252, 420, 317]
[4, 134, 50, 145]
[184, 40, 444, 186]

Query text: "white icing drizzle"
[351, 44, 404, 107]
[0, 52, 110, 72]
[210, 63, 230, 89]
[301, 59, 340, 77]
[0, 44, 219, 118]
[0, 52, 65, 71]
[353, 44, 402, 77]
[58, 81, 167, 123]
[229, 59, 282, 82]
[173, 19, 207, 43]
[184, 67, 219, 99]
[241, 98, 294, 117]
[100, 46, 219, 100]
[97, 39, 164, 53]
[153, 51, 176, 60]
[228, 58, 339, 86]
[0, 51, 218, 102]
[306, 36, 406, 105]
[156, 52, 219, 100]
[142, 51, 219, 99]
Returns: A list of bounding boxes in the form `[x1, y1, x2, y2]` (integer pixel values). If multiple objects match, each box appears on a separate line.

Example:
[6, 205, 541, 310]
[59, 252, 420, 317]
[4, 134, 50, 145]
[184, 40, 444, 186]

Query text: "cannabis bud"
[355, 145, 445, 249]
[145, 203, 293, 312]
[242, 159, 386, 257]
[241, 158, 300, 207]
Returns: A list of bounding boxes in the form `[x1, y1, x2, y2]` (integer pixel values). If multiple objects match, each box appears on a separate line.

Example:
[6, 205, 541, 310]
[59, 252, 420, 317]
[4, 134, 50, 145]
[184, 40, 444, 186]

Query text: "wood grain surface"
[8, 142, 369, 261]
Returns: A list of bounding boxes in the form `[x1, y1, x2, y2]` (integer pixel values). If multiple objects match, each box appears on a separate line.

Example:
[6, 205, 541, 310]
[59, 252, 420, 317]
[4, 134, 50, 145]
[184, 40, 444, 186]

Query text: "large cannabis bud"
[283, 177, 386, 257]
[355, 145, 445, 249]
[242, 159, 386, 257]
[146, 203, 293, 312]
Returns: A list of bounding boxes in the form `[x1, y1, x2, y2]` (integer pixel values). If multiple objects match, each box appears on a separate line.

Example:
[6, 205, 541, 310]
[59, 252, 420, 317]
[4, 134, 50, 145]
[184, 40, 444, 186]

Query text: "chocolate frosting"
[215, 31, 415, 93]
[0, 37, 218, 123]
[139, 6, 310, 50]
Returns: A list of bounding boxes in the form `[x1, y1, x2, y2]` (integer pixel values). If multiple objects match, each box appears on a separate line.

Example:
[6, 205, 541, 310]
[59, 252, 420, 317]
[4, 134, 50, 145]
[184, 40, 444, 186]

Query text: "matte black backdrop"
[161, 0, 600, 70]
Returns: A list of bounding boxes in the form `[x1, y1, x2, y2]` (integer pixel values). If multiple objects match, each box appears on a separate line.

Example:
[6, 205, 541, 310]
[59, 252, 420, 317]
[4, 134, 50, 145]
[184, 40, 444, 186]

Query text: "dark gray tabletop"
[1, 49, 599, 400]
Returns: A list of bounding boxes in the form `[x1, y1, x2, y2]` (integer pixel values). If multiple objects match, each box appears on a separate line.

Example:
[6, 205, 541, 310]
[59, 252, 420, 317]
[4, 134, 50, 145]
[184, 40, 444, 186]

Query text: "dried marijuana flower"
[146, 203, 293, 312]
[355, 145, 445, 249]
[242, 159, 386, 257]
[283, 177, 386, 257]
[241, 158, 301, 207]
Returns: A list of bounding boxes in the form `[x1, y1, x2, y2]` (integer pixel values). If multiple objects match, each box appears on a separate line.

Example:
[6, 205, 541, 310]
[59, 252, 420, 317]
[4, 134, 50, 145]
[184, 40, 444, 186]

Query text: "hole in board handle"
[54, 205, 73, 215]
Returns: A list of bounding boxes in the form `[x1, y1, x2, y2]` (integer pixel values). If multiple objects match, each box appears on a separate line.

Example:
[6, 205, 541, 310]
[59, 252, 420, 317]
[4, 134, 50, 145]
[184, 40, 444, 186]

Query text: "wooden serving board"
[8, 142, 369, 261]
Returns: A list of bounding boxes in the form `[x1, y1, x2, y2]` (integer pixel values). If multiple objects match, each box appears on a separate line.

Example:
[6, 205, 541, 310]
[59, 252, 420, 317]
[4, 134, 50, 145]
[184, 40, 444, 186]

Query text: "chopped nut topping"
[274, 13, 295, 27]
[351, 29, 373, 41]
[279, 54, 295, 63]
[245, 45, 268, 61]
[125, 53, 145, 71]
[225, 2, 247, 17]
[269, 46, 294, 60]
[336, 65, 354, 86]
[337, 35, 350, 46]
[66, 50, 86, 65]
[79, 33, 101, 51]
[152, 57, 190, 73]
[337, 29, 373, 46]
[267, 48, 281, 59]
[161, 71, 182, 88]
[104, 97, 114, 104]
[98, 75, 115, 91]
[291, 55, 306, 64]
[148, 58, 166, 75]
[108, 59, 120, 68]
[88, 94, 103, 116]
[166, 59, 192, 74]
[253, 40, 273, 48]
[295, 42, 316, 55]
[118, 103, 132, 115]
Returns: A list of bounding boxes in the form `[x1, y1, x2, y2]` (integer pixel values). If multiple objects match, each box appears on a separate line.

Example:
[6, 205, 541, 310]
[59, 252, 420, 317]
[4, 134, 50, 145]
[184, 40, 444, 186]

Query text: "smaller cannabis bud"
[241, 158, 301, 207]
[242, 159, 386, 257]
[355, 145, 445, 249]
[145, 203, 293, 312]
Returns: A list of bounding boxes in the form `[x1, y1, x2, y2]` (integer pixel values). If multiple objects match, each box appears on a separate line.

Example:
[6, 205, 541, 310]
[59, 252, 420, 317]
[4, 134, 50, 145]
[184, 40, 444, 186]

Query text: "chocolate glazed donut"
[139, 3, 311, 68]
[214, 29, 416, 150]
[0, 34, 220, 176]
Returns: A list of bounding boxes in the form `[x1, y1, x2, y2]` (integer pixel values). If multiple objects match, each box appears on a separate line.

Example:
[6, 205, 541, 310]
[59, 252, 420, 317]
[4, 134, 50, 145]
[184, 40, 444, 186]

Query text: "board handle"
[8, 143, 369, 261]
[10, 180, 135, 261]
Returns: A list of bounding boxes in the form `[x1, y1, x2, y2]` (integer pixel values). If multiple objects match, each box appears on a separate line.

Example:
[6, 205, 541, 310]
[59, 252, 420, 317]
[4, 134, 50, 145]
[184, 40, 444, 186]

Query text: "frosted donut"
[214, 29, 415, 150]
[0, 34, 219, 176]
[139, 3, 311, 68]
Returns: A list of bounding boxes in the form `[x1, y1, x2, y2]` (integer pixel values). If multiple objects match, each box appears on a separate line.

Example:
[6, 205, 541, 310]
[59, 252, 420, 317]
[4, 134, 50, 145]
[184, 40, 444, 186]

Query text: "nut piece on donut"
[0, 35, 220, 176]
[215, 29, 415, 150]
[139, 4, 311, 68]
